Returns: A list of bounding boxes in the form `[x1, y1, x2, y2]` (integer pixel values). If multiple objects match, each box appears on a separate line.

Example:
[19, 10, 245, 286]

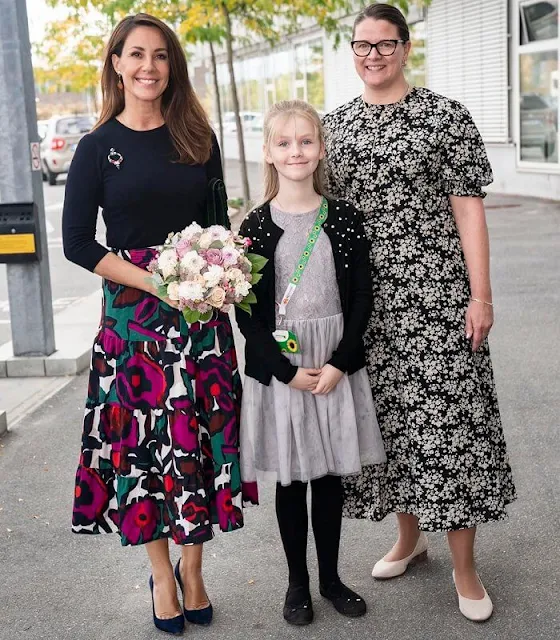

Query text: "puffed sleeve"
[62, 133, 108, 271]
[440, 102, 493, 198]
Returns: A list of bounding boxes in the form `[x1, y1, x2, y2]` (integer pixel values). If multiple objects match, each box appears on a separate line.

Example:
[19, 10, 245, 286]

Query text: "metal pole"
[0, 0, 55, 356]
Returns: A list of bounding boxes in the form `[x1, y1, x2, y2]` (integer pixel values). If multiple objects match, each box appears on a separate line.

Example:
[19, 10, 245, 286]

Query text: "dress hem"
[342, 495, 517, 532]
[70, 525, 246, 547]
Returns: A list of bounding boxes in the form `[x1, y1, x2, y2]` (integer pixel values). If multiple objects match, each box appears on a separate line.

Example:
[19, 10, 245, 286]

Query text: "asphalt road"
[0, 192, 558, 639]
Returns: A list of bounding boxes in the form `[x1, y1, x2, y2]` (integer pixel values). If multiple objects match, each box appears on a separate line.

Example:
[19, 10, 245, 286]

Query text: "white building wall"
[486, 143, 560, 198]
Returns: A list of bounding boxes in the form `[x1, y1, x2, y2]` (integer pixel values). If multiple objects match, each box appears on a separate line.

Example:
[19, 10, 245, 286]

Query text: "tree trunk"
[209, 39, 225, 181]
[222, 3, 250, 206]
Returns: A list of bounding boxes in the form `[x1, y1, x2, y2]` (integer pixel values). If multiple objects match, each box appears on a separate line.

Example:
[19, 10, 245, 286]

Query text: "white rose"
[167, 282, 180, 300]
[180, 250, 205, 274]
[178, 280, 204, 302]
[158, 250, 178, 279]
[204, 264, 224, 288]
[181, 222, 202, 240]
[226, 268, 244, 283]
[198, 232, 213, 249]
[234, 280, 251, 297]
[208, 225, 231, 242]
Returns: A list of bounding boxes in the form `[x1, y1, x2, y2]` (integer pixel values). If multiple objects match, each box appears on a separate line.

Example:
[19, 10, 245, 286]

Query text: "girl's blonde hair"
[262, 100, 326, 203]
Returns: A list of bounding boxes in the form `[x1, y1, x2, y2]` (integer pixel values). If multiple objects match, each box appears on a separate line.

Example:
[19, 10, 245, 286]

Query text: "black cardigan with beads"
[235, 198, 372, 386]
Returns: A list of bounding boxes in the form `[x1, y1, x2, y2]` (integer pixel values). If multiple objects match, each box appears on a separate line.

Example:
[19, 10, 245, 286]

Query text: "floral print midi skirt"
[72, 249, 244, 546]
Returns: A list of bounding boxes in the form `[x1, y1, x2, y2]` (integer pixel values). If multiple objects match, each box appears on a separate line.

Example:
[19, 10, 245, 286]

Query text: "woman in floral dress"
[323, 3, 516, 622]
[63, 14, 243, 634]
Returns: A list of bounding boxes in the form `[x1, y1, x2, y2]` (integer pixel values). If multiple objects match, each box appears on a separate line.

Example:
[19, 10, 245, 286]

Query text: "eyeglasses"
[351, 39, 407, 57]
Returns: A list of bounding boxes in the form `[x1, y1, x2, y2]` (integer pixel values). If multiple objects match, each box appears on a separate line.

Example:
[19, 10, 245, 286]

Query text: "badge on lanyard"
[273, 198, 328, 355]
[272, 329, 301, 354]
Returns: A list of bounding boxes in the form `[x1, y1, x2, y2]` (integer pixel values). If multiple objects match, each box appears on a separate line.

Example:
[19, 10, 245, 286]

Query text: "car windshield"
[55, 116, 95, 135]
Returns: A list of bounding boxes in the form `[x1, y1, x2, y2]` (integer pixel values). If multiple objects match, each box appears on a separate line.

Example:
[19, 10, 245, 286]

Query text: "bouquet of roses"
[148, 222, 267, 323]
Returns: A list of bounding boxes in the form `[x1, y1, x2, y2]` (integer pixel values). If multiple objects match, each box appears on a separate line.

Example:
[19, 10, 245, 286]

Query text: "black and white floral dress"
[323, 87, 516, 532]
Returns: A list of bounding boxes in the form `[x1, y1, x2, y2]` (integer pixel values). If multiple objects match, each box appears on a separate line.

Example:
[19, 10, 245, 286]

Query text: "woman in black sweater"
[63, 14, 243, 634]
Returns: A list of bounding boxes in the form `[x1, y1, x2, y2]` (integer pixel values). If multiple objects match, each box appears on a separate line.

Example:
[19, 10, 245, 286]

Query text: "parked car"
[40, 114, 96, 185]
[37, 119, 49, 142]
[218, 111, 263, 133]
[520, 93, 557, 160]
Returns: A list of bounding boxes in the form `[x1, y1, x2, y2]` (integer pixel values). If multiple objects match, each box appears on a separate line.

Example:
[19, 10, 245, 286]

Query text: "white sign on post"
[30, 141, 41, 171]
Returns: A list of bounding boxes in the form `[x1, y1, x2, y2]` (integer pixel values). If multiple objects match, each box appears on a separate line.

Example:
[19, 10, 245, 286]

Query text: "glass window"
[519, 50, 558, 162]
[295, 43, 307, 101]
[520, 0, 558, 44]
[217, 63, 232, 117]
[306, 40, 325, 111]
[55, 116, 95, 135]
[407, 21, 426, 88]
[273, 49, 292, 102]
[243, 57, 264, 112]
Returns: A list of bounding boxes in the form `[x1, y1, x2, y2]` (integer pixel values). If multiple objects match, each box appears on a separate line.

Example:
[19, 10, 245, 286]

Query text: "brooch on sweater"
[108, 148, 123, 170]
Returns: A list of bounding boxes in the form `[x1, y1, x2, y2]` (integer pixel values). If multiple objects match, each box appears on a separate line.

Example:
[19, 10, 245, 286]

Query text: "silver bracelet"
[470, 296, 493, 307]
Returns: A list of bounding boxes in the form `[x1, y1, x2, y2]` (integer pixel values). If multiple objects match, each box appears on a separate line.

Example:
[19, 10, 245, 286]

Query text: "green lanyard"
[278, 197, 328, 317]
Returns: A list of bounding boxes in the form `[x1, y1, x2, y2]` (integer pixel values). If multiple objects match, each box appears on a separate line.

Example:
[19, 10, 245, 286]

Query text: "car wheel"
[46, 167, 57, 186]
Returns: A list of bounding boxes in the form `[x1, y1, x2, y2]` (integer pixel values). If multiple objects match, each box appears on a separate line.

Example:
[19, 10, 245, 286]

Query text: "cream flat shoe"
[371, 532, 428, 579]
[452, 570, 493, 622]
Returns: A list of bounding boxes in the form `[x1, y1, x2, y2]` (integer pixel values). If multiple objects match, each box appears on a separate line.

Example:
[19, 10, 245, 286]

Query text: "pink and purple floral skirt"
[71, 249, 245, 546]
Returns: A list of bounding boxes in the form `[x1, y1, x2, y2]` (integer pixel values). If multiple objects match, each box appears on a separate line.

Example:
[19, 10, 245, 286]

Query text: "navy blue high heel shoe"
[149, 575, 185, 635]
[174, 560, 214, 625]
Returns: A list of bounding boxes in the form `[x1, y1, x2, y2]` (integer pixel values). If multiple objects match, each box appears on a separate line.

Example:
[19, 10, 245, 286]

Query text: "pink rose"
[176, 238, 192, 258]
[206, 249, 224, 265]
[222, 247, 240, 267]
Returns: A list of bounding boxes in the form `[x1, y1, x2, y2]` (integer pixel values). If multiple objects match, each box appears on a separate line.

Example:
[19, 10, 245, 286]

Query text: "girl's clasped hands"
[288, 364, 344, 394]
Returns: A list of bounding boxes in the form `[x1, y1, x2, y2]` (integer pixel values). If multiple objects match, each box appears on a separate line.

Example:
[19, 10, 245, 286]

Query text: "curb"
[0, 290, 99, 378]
[2, 376, 73, 433]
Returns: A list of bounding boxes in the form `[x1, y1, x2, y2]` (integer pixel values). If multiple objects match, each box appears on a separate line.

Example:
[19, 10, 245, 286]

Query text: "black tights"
[275, 475, 343, 589]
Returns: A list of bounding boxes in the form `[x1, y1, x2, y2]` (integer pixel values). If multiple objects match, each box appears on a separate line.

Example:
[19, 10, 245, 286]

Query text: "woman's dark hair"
[95, 13, 212, 165]
[352, 3, 410, 41]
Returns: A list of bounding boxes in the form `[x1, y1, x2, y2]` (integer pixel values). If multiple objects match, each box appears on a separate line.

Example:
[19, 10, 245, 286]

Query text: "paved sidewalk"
[0, 291, 101, 433]
[0, 176, 559, 639]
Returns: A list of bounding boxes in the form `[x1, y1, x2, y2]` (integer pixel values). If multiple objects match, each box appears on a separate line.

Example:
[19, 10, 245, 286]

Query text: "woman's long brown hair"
[95, 13, 212, 165]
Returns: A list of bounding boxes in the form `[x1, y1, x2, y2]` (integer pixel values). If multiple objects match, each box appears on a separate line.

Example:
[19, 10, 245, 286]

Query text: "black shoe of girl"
[319, 580, 367, 617]
[283, 585, 314, 626]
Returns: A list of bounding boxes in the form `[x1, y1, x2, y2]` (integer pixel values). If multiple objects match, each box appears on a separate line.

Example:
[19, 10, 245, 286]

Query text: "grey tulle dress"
[240, 205, 386, 487]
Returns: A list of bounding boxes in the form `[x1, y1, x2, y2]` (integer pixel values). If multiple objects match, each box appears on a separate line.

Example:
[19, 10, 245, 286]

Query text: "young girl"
[236, 101, 386, 626]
